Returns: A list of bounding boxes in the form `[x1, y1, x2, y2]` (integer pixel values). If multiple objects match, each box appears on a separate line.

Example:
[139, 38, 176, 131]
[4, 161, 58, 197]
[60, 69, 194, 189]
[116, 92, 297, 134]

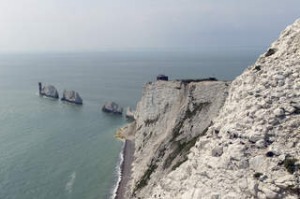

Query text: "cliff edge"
[120, 80, 230, 198]
[121, 19, 300, 199]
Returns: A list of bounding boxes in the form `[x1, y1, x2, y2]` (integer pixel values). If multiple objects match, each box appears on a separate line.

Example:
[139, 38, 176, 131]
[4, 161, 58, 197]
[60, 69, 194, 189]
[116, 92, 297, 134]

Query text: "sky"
[0, 0, 299, 52]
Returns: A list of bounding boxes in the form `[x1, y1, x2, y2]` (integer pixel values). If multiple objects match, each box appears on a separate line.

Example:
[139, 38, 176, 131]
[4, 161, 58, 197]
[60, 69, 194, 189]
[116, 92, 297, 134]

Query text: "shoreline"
[113, 140, 135, 199]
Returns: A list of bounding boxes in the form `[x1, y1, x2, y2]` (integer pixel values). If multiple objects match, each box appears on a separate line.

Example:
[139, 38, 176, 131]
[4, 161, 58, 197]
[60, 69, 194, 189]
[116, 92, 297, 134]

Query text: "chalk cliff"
[121, 19, 300, 199]
[120, 80, 230, 198]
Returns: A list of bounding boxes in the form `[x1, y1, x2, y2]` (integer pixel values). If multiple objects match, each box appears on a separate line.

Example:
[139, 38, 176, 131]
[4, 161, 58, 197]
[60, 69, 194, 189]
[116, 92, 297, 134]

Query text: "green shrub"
[134, 163, 157, 192]
[284, 157, 298, 174]
[164, 135, 200, 170]
[144, 115, 160, 126]
[253, 172, 263, 179]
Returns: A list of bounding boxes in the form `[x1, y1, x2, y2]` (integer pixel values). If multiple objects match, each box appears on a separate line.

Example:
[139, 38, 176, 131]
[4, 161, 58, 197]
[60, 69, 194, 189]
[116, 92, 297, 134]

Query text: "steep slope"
[120, 19, 300, 199]
[120, 80, 230, 198]
[135, 19, 300, 198]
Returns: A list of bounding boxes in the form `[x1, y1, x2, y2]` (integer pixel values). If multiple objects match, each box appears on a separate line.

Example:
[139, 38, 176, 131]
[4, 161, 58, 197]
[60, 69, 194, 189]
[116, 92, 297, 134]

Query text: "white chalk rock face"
[121, 80, 229, 199]
[41, 85, 59, 99]
[61, 90, 83, 105]
[126, 19, 300, 199]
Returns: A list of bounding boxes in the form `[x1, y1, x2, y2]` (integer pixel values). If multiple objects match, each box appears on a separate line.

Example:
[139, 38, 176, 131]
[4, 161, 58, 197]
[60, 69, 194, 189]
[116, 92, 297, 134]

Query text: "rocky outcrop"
[39, 83, 59, 99]
[61, 90, 83, 105]
[125, 107, 135, 120]
[121, 19, 300, 199]
[102, 102, 123, 114]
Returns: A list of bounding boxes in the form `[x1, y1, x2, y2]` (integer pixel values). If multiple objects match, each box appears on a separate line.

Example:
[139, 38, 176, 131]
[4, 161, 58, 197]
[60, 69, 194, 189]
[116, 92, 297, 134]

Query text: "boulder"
[211, 146, 223, 157]
[39, 83, 59, 99]
[61, 90, 83, 105]
[102, 101, 123, 114]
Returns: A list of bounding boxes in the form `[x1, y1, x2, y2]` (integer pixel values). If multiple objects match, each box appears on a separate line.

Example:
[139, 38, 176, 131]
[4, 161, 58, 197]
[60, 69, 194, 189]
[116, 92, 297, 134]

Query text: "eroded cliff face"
[121, 80, 229, 198]
[123, 19, 300, 199]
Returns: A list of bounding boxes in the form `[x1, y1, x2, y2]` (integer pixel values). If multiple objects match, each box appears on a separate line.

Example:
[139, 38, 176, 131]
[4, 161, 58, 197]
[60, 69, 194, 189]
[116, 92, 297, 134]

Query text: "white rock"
[275, 175, 295, 185]
[40, 84, 59, 99]
[248, 180, 259, 196]
[61, 90, 83, 104]
[259, 184, 279, 199]
[284, 105, 296, 114]
[249, 155, 266, 172]
[255, 139, 266, 148]
[257, 191, 267, 199]
[211, 146, 223, 157]
[274, 74, 285, 81]
[273, 108, 285, 117]
[249, 133, 265, 143]
[267, 146, 281, 156]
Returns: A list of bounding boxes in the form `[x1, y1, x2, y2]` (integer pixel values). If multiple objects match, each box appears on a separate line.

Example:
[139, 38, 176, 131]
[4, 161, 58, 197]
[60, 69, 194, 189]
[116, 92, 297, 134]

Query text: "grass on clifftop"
[284, 157, 299, 174]
[144, 115, 160, 126]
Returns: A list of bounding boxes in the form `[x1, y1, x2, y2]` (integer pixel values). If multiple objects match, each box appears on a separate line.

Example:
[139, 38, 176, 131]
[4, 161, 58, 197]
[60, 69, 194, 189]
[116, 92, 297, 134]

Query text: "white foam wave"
[110, 142, 125, 199]
[65, 171, 76, 194]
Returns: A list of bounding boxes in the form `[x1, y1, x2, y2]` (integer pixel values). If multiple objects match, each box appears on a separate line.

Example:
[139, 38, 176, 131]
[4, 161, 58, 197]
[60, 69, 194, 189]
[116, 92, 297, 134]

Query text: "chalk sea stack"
[125, 107, 135, 120]
[61, 90, 83, 105]
[38, 82, 59, 99]
[102, 101, 123, 114]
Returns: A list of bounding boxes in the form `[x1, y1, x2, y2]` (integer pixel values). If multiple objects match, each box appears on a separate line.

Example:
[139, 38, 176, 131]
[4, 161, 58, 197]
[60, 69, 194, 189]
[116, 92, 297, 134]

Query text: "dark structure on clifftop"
[157, 74, 168, 81]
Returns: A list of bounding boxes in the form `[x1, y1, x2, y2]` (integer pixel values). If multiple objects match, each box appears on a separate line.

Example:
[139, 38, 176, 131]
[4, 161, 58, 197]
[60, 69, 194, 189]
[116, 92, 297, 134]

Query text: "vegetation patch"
[170, 120, 184, 142]
[134, 162, 158, 193]
[253, 65, 261, 71]
[142, 131, 153, 143]
[265, 48, 276, 57]
[253, 172, 263, 179]
[185, 102, 209, 118]
[133, 146, 167, 194]
[171, 156, 188, 171]
[285, 184, 300, 195]
[284, 157, 299, 174]
[170, 102, 211, 142]
[165, 123, 210, 170]
[293, 107, 300, 114]
[266, 151, 275, 157]
[177, 77, 218, 84]
[164, 135, 200, 170]
[144, 115, 160, 126]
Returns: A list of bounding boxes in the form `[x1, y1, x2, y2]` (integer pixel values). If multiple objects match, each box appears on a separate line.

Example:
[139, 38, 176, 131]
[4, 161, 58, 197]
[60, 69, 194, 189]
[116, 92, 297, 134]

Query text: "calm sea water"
[0, 50, 260, 199]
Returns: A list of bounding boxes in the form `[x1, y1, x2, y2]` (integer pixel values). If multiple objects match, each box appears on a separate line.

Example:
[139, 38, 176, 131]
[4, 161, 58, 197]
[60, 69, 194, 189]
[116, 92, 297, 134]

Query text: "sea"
[0, 49, 262, 199]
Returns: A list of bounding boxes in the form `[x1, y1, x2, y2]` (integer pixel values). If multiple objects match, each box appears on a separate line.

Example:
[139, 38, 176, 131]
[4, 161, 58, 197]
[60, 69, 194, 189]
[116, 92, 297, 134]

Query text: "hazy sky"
[0, 0, 299, 52]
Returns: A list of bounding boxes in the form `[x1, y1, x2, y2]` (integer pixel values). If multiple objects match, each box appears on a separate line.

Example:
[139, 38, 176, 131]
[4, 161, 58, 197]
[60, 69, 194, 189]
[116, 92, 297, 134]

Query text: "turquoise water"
[0, 51, 260, 199]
